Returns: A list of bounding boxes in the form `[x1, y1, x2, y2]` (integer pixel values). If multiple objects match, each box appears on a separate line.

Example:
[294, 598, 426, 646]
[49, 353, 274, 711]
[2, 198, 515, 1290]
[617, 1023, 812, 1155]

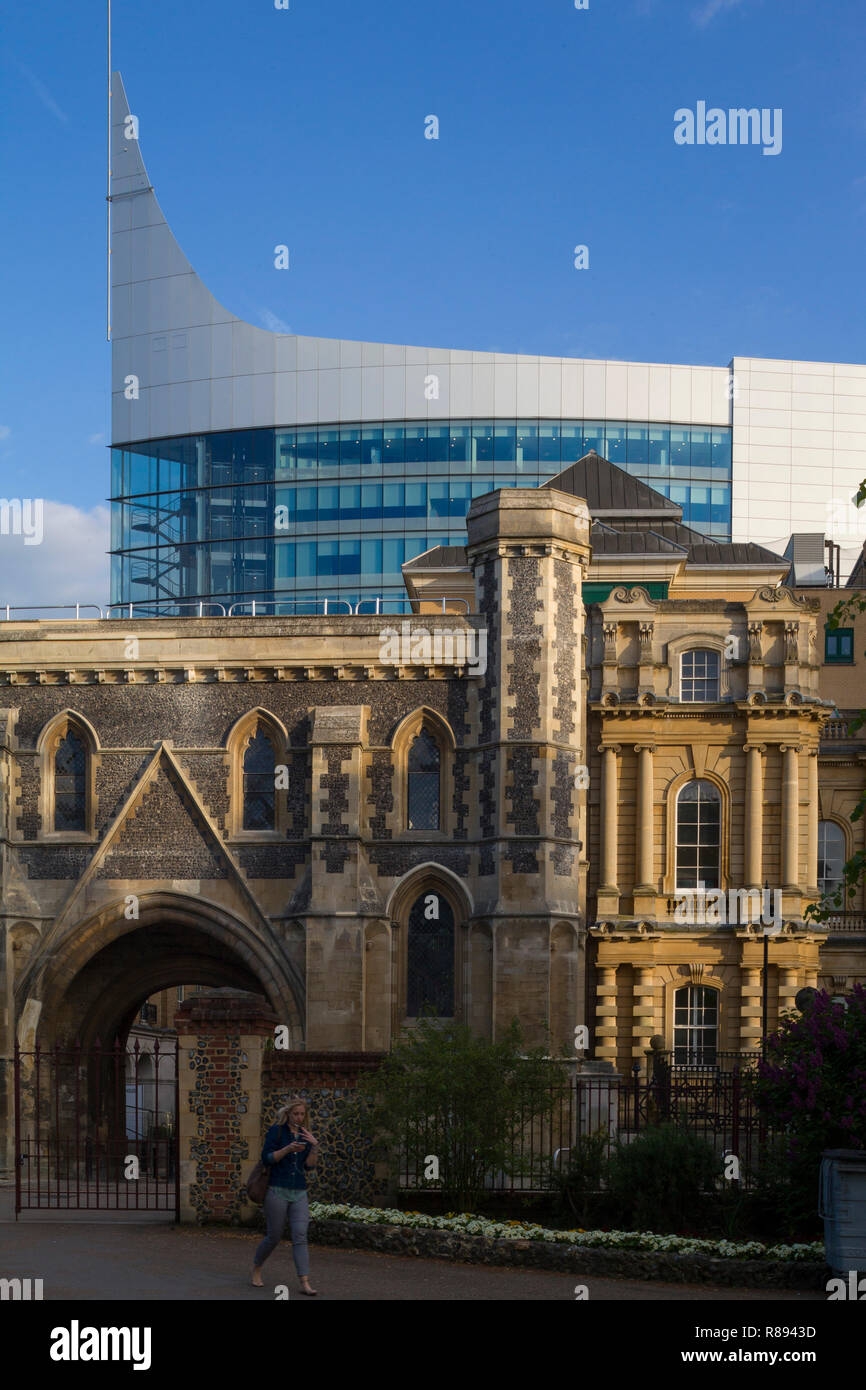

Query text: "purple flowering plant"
[752, 984, 866, 1160]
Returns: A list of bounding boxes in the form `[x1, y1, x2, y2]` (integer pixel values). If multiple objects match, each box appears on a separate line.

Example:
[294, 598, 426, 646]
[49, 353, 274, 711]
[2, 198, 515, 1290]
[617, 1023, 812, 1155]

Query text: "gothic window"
[407, 891, 454, 1017]
[675, 779, 721, 890]
[54, 730, 87, 832]
[242, 727, 276, 830]
[407, 728, 440, 831]
[673, 985, 719, 1066]
[818, 820, 846, 899]
[680, 649, 720, 702]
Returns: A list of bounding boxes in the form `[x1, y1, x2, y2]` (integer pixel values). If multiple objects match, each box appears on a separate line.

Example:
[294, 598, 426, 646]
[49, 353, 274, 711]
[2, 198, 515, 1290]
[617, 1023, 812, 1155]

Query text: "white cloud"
[0, 502, 110, 609]
[259, 308, 293, 334]
[0, 427, 10, 441]
[88, 432, 105, 445]
[693, 0, 749, 25]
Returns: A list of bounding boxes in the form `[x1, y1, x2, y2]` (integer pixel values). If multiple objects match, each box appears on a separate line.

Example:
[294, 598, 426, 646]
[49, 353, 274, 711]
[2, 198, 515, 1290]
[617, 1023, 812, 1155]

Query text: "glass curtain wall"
[110, 420, 732, 609]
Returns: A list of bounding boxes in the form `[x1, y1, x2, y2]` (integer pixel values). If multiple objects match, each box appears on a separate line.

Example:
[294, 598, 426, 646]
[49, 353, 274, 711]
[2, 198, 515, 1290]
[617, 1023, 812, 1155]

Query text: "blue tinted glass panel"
[427, 424, 450, 461]
[128, 449, 159, 495]
[648, 427, 670, 470]
[340, 485, 360, 519]
[605, 425, 626, 465]
[275, 541, 295, 582]
[339, 539, 361, 575]
[711, 430, 731, 472]
[297, 541, 316, 577]
[361, 425, 383, 467]
[383, 426, 404, 466]
[404, 423, 427, 464]
[582, 422, 604, 454]
[361, 538, 382, 573]
[318, 540, 339, 575]
[538, 423, 561, 465]
[560, 424, 582, 465]
[670, 429, 690, 469]
[516, 422, 539, 465]
[276, 431, 297, 477]
[111, 450, 125, 496]
[340, 426, 361, 468]
[473, 421, 495, 463]
[274, 487, 296, 529]
[450, 481, 471, 514]
[317, 428, 338, 467]
[297, 430, 317, 470]
[383, 483, 404, 517]
[296, 486, 317, 523]
[383, 538, 405, 573]
[626, 426, 648, 464]
[319, 486, 339, 521]
[405, 482, 426, 517]
[691, 429, 711, 469]
[361, 484, 382, 518]
[494, 424, 516, 462]
[428, 482, 449, 518]
[449, 424, 471, 464]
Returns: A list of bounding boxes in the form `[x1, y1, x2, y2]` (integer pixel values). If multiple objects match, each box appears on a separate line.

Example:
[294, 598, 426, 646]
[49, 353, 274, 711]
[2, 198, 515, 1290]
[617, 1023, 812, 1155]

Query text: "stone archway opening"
[9, 894, 305, 1214]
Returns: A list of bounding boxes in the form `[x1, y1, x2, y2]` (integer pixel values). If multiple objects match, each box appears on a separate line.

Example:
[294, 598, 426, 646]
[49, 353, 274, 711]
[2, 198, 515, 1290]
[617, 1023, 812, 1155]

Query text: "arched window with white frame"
[675, 779, 721, 890]
[680, 648, 720, 702]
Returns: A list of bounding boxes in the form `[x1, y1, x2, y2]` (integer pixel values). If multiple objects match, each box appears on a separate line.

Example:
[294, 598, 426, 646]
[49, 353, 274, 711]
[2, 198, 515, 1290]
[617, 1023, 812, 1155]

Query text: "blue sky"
[1, 0, 865, 598]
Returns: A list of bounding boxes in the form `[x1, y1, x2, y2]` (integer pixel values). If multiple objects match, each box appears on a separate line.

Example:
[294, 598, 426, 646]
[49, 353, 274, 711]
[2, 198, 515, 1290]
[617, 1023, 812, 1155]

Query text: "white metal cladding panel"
[109, 73, 859, 459]
[604, 362, 628, 417]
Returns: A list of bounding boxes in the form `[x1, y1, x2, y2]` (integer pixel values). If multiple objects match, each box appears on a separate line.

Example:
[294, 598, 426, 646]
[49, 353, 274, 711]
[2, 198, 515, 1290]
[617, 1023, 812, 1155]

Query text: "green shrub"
[550, 1129, 609, 1227]
[605, 1124, 722, 1233]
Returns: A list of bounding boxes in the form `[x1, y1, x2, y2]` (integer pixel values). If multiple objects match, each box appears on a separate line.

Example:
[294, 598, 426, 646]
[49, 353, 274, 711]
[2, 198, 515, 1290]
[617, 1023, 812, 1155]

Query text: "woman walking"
[251, 1098, 319, 1294]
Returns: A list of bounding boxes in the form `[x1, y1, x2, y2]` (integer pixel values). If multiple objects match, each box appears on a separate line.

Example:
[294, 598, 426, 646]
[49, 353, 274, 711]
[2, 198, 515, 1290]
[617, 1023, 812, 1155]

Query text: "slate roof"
[402, 545, 470, 569]
[543, 452, 682, 517]
[402, 453, 787, 574]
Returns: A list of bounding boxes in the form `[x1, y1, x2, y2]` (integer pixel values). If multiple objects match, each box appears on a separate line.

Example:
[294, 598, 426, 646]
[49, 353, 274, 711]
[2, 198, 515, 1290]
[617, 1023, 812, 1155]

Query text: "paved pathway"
[0, 1217, 822, 1301]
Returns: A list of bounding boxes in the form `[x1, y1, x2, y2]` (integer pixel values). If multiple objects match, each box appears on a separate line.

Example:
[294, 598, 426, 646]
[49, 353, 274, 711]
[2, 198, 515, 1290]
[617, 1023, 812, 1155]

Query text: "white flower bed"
[309, 1201, 823, 1262]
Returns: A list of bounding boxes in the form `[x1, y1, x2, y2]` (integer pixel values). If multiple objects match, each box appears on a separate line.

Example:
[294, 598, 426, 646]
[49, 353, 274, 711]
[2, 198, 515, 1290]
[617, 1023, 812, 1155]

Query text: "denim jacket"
[262, 1124, 312, 1189]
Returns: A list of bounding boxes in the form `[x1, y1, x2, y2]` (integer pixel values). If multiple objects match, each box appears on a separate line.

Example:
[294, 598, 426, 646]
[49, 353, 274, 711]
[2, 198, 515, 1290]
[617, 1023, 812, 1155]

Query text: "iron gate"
[14, 1037, 179, 1217]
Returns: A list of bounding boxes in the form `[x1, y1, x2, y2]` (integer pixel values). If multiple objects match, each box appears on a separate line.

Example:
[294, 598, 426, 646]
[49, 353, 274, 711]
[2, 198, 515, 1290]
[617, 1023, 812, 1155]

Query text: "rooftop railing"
[0, 596, 475, 621]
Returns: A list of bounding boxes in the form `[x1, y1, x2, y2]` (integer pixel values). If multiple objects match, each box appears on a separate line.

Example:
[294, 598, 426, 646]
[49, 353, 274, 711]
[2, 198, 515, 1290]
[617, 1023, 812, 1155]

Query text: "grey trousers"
[253, 1189, 311, 1277]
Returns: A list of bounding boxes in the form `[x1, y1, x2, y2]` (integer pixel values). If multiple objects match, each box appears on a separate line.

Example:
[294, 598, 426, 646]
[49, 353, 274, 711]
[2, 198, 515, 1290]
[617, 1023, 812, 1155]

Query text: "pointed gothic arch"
[37, 710, 100, 840]
[389, 707, 456, 837]
[226, 708, 289, 838]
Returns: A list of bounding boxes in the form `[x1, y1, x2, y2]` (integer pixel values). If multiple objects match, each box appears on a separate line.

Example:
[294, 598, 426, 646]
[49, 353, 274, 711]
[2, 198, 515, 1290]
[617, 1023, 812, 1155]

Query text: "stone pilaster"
[780, 744, 800, 892]
[743, 743, 765, 888]
[633, 744, 657, 913]
[305, 705, 370, 1050]
[597, 743, 620, 913]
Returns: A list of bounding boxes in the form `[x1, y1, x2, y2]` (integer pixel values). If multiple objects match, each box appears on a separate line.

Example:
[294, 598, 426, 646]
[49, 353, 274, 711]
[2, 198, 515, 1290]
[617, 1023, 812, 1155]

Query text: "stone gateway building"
[2, 461, 865, 1211]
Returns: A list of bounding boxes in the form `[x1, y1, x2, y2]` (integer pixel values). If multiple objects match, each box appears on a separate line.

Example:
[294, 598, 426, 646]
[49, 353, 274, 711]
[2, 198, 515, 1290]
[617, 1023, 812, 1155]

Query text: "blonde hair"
[275, 1097, 309, 1129]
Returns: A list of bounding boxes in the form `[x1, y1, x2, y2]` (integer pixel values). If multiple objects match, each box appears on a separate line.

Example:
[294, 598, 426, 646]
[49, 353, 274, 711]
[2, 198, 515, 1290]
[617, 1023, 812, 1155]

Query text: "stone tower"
[465, 487, 592, 1048]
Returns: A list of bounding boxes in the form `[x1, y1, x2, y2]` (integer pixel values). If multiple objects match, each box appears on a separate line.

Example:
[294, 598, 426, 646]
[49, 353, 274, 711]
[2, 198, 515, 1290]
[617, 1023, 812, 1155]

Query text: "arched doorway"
[11, 893, 303, 1215]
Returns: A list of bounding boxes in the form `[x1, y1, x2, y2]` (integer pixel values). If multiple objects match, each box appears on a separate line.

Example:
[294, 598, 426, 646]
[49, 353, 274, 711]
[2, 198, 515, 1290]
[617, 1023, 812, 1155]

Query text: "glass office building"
[109, 71, 759, 613]
[110, 421, 731, 609]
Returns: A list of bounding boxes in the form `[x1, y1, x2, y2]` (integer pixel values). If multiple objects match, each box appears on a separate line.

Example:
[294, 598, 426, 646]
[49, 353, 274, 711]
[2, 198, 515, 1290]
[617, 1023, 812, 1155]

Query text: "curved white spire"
[110, 71, 731, 447]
